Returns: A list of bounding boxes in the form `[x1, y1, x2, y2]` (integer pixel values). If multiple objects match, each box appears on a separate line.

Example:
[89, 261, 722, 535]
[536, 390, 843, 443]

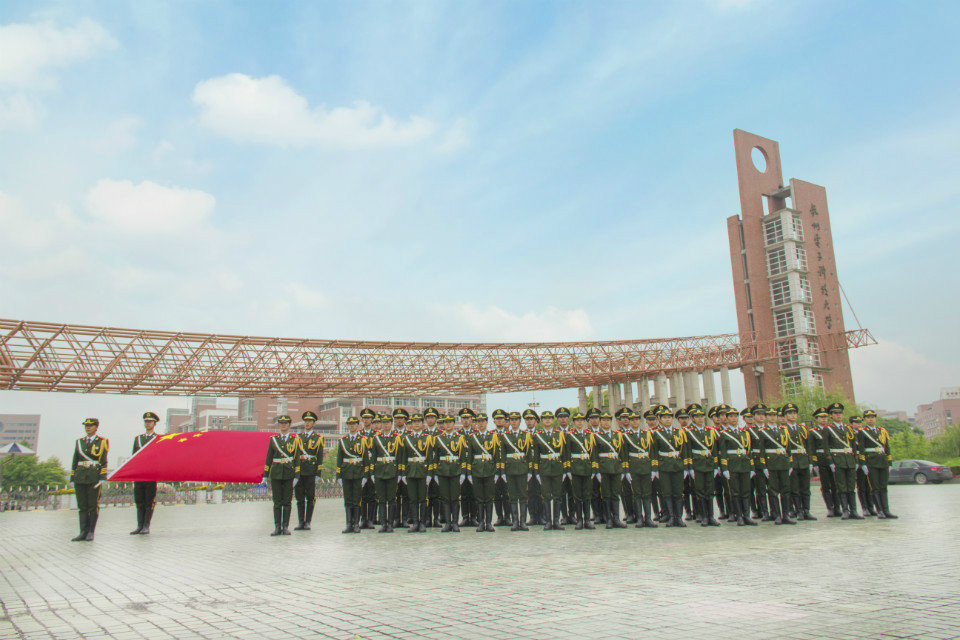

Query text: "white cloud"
[439, 303, 595, 341]
[0, 18, 117, 87]
[0, 93, 42, 129]
[192, 73, 437, 148]
[851, 339, 960, 413]
[84, 179, 215, 234]
[0, 191, 79, 250]
[93, 116, 141, 152]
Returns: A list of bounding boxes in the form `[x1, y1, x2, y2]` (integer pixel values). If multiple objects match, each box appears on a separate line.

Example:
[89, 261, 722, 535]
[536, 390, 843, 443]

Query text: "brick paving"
[1, 484, 958, 640]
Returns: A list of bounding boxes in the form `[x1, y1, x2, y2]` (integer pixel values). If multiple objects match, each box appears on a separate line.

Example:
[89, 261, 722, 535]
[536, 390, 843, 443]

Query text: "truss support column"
[720, 367, 732, 404]
[638, 378, 650, 411]
[682, 371, 699, 407]
[654, 374, 668, 406]
[673, 373, 685, 409]
[702, 370, 717, 408]
[622, 381, 634, 409]
[593, 385, 602, 411]
[578, 387, 588, 413]
[610, 382, 621, 412]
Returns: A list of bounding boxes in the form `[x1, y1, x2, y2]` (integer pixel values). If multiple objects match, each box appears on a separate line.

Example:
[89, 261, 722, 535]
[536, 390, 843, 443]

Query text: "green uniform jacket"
[621, 430, 654, 474]
[718, 428, 752, 473]
[532, 428, 566, 476]
[71, 436, 109, 484]
[399, 432, 432, 478]
[370, 431, 402, 479]
[745, 427, 765, 470]
[808, 426, 824, 466]
[787, 424, 811, 468]
[264, 434, 302, 480]
[856, 426, 892, 468]
[500, 430, 533, 476]
[466, 431, 499, 477]
[132, 432, 157, 455]
[821, 423, 858, 469]
[298, 431, 325, 477]
[684, 426, 718, 472]
[336, 434, 369, 480]
[652, 427, 688, 473]
[592, 430, 623, 475]
[758, 426, 792, 471]
[564, 429, 595, 476]
[432, 432, 468, 477]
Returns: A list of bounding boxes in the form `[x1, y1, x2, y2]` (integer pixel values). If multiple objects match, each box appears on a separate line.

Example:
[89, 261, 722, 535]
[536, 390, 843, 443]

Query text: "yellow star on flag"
[159, 433, 181, 441]
[178, 437, 188, 443]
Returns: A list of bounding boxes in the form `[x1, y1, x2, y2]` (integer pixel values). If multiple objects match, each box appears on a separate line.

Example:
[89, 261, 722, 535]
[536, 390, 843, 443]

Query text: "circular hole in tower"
[751, 146, 767, 173]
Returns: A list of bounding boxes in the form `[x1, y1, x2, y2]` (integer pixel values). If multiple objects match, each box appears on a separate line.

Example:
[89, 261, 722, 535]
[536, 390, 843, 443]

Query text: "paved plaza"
[1, 484, 958, 640]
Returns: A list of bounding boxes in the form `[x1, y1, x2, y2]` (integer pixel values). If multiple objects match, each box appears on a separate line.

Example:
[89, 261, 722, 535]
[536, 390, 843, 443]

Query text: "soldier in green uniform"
[337, 416, 369, 533]
[399, 413, 431, 532]
[432, 415, 468, 532]
[647, 406, 669, 522]
[555, 407, 576, 525]
[810, 407, 839, 516]
[370, 410, 403, 533]
[783, 404, 816, 521]
[857, 409, 897, 519]
[491, 409, 511, 526]
[71, 418, 108, 541]
[743, 406, 768, 521]
[294, 411, 324, 531]
[565, 411, 596, 529]
[357, 408, 378, 529]
[754, 405, 795, 525]
[531, 409, 566, 530]
[465, 411, 499, 531]
[850, 416, 877, 516]
[130, 411, 159, 535]
[501, 410, 534, 531]
[675, 408, 698, 522]
[457, 408, 480, 527]
[392, 408, 410, 527]
[710, 406, 729, 520]
[614, 409, 637, 524]
[652, 406, 689, 527]
[522, 409, 546, 526]
[821, 402, 863, 519]
[684, 404, 720, 526]
[423, 407, 442, 527]
[262, 415, 302, 536]
[586, 408, 605, 524]
[591, 409, 627, 528]
[717, 408, 757, 526]
[622, 408, 657, 527]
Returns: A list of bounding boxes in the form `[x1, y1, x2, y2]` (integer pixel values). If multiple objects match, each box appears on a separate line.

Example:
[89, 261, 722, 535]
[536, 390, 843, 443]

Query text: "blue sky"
[1, 1, 959, 463]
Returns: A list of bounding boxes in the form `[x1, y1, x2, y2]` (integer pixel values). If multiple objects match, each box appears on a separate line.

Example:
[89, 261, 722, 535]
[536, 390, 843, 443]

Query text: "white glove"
[527, 473, 533, 481]
[861, 465, 869, 475]
[652, 471, 659, 480]
[95, 480, 103, 488]
[337, 478, 342, 487]
[399, 475, 406, 483]
[292, 478, 299, 487]
[749, 470, 756, 479]
[262, 476, 269, 485]
[535, 474, 541, 483]
[563, 472, 572, 481]
[684, 469, 693, 479]
[763, 469, 770, 478]
[593, 473, 600, 481]
[830, 463, 836, 472]
[723, 470, 730, 480]
[621, 472, 629, 481]
[808, 465, 813, 474]
[714, 469, 721, 478]
[361, 477, 368, 488]
[459, 474, 466, 484]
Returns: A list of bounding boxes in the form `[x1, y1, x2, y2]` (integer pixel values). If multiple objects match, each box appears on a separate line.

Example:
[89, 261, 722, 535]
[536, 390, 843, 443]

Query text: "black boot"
[518, 504, 530, 531]
[467, 501, 479, 527]
[387, 503, 397, 532]
[839, 492, 851, 519]
[552, 499, 564, 531]
[771, 493, 784, 524]
[683, 493, 695, 521]
[131, 505, 144, 535]
[611, 500, 627, 528]
[733, 495, 745, 526]
[441, 503, 453, 532]
[476, 503, 486, 532]
[431, 501, 441, 527]
[873, 493, 886, 519]
[664, 497, 678, 527]
[72, 512, 88, 541]
[543, 500, 555, 530]
[760, 492, 774, 521]
[84, 512, 98, 541]
[360, 502, 375, 530]
[418, 502, 428, 532]
[294, 502, 306, 530]
[574, 501, 585, 530]
[703, 498, 721, 526]
[352, 506, 362, 532]
[484, 503, 496, 532]
[823, 490, 838, 517]
[271, 507, 283, 535]
[717, 492, 727, 520]
[582, 500, 596, 529]
[378, 503, 390, 533]
[801, 494, 817, 520]
[778, 496, 795, 524]
[281, 505, 292, 534]
[880, 490, 898, 519]
[342, 506, 354, 533]
[751, 492, 761, 519]
[740, 498, 757, 525]
[605, 500, 616, 529]
[141, 507, 154, 534]
[303, 502, 314, 530]
[674, 498, 687, 527]
[847, 492, 864, 519]
[726, 493, 737, 523]
[642, 498, 657, 528]
[450, 503, 461, 532]
[510, 503, 522, 531]
[623, 495, 637, 524]
[408, 503, 420, 533]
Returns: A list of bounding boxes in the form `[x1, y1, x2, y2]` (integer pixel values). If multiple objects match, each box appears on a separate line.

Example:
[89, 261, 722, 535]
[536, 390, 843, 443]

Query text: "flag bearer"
[130, 412, 159, 535]
[263, 415, 302, 536]
[294, 411, 324, 531]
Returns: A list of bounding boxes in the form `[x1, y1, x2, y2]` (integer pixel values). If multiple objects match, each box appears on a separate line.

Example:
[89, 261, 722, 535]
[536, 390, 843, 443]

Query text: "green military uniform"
[531, 413, 567, 530]
[524, 409, 547, 526]
[357, 409, 378, 529]
[295, 411, 324, 531]
[615, 409, 637, 524]
[490, 409, 511, 525]
[684, 407, 721, 526]
[263, 417, 302, 536]
[432, 418, 468, 532]
[554, 408, 577, 525]
[744, 406, 770, 521]
[399, 419, 431, 532]
[337, 419, 370, 533]
[592, 421, 627, 529]
[717, 419, 756, 526]
[850, 416, 875, 516]
[711, 406, 731, 519]
[756, 416, 796, 525]
[500, 425, 533, 531]
[651, 408, 689, 527]
[783, 403, 816, 521]
[820, 402, 863, 519]
[857, 409, 897, 519]
[466, 421, 499, 532]
[809, 407, 840, 516]
[70, 419, 108, 542]
[130, 411, 159, 535]
[564, 415, 596, 529]
[370, 424, 402, 533]
[457, 408, 479, 528]
[621, 420, 657, 527]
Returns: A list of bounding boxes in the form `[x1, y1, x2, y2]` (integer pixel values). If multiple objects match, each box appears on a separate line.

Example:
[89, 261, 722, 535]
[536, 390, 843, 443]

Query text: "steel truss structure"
[0, 318, 875, 397]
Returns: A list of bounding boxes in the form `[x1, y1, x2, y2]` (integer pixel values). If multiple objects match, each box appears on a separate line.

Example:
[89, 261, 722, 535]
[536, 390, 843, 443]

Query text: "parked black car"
[889, 460, 954, 484]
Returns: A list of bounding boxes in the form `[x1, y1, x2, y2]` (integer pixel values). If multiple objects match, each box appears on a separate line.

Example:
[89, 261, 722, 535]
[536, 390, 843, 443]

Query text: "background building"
[727, 129, 855, 404]
[0, 414, 40, 450]
[915, 387, 960, 438]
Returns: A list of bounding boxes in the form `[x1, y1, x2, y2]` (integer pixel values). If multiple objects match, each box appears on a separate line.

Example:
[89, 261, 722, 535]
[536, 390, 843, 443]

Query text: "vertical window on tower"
[739, 222, 745, 250]
[741, 252, 749, 279]
[744, 283, 752, 308]
[781, 372, 801, 395]
[778, 339, 800, 370]
[811, 371, 824, 388]
[794, 246, 808, 271]
[774, 310, 796, 337]
[798, 277, 812, 303]
[791, 212, 804, 241]
[801, 308, 817, 334]
[770, 278, 790, 306]
[764, 218, 784, 246]
[805, 338, 822, 366]
[767, 248, 787, 276]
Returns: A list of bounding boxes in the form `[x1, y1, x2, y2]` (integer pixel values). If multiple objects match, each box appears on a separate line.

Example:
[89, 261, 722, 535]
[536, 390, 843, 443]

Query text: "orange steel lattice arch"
[0, 319, 875, 397]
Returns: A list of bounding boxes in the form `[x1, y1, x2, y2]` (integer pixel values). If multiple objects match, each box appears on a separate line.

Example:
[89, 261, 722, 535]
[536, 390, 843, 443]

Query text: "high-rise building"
[915, 387, 960, 438]
[727, 130, 855, 404]
[0, 414, 40, 450]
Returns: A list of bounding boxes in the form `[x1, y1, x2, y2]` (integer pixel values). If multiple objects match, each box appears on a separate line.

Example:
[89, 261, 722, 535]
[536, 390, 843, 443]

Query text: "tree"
[0, 455, 68, 489]
[877, 417, 914, 436]
[583, 389, 608, 411]
[889, 431, 930, 461]
[768, 382, 867, 425]
[929, 423, 960, 460]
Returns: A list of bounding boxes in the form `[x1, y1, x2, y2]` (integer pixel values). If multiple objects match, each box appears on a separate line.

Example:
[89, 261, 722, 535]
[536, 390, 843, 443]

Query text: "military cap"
[685, 403, 703, 414]
[725, 406, 739, 416]
[392, 408, 409, 419]
[360, 408, 376, 419]
[862, 409, 878, 418]
[688, 405, 705, 416]
[346, 416, 359, 425]
[555, 407, 571, 418]
[827, 402, 845, 414]
[458, 407, 476, 418]
[411, 413, 423, 422]
[508, 411, 521, 419]
[424, 407, 439, 418]
[813, 406, 829, 417]
[674, 408, 688, 419]
[541, 410, 554, 418]
[475, 412, 488, 421]
[572, 411, 586, 420]
[277, 415, 292, 423]
[740, 408, 751, 417]
[655, 405, 672, 416]
[302, 411, 318, 421]
[522, 408, 539, 420]
[850, 415, 862, 424]
[614, 407, 631, 419]
[599, 411, 612, 421]
[585, 407, 602, 419]
[781, 403, 799, 414]
[751, 403, 768, 415]
[492, 409, 507, 419]
[82, 417, 99, 427]
[142, 411, 159, 422]
[444, 415, 455, 424]
[643, 408, 657, 420]
[707, 406, 717, 418]
[715, 403, 730, 413]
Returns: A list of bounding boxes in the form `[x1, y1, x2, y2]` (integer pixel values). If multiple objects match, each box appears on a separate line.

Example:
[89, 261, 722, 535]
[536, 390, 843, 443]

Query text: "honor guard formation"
[68, 402, 898, 541]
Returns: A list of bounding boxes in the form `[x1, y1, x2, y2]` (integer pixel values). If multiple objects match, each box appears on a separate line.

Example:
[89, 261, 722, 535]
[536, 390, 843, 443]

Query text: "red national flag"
[108, 431, 277, 483]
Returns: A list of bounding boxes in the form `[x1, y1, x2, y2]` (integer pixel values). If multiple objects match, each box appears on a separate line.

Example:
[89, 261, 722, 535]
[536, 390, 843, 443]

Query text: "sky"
[1, 1, 959, 464]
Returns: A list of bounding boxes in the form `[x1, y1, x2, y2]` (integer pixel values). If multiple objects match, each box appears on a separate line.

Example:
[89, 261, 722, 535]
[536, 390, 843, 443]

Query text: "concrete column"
[702, 370, 717, 408]
[720, 367, 732, 404]
[674, 373, 686, 409]
[638, 378, 650, 410]
[683, 371, 699, 406]
[623, 381, 634, 408]
[610, 382, 621, 412]
[654, 374, 668, 406]
[578, 387, 588, 413]
[593, 385, 602, 410]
